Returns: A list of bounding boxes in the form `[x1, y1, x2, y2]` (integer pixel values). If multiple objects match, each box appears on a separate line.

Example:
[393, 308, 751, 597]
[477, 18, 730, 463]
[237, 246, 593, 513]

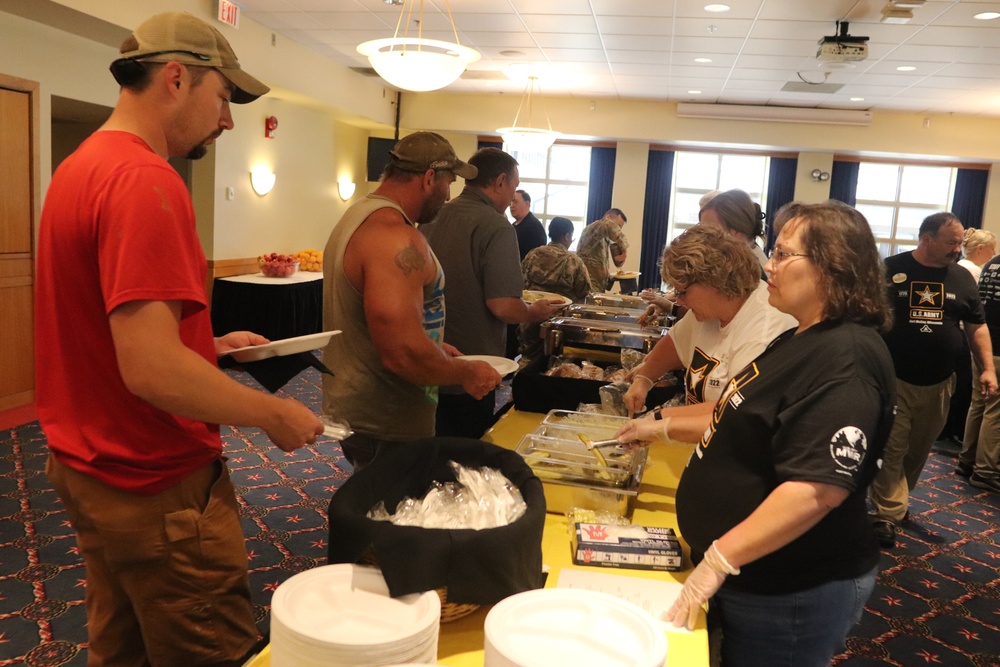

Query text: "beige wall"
[214, 100, 368, 259]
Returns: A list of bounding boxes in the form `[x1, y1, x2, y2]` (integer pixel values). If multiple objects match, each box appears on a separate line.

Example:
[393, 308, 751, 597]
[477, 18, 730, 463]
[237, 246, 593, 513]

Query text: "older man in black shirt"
[870, 212, 997, 547]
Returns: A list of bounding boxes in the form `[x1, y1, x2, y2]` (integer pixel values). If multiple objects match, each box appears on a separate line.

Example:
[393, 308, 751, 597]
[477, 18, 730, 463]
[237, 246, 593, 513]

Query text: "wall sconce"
[338, 178, 356, 201]
[811, 168, 830, 182]
[250, 168, 276, 196]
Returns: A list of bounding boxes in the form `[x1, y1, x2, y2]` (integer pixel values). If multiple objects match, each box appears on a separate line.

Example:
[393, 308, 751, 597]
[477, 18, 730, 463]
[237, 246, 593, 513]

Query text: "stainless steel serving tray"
[563, 303, 647, 324]
[540, 317, 668, 354]
[517, 412, 647, 516]
[585, 293, 647, 309]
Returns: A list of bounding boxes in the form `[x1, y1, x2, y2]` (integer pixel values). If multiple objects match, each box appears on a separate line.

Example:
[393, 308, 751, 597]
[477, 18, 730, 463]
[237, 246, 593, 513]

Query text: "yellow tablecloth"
[248, 409, 708, 667]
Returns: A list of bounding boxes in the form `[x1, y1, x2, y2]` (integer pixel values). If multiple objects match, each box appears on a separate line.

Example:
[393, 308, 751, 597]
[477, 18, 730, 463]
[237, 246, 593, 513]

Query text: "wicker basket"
[358, 549, 479, 623]
[435, 587, 480, 623]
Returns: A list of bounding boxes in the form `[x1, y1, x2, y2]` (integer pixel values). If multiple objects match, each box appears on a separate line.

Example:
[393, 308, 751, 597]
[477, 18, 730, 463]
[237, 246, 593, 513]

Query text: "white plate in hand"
[227, 330, 341, 363]
[523, 290, 572, 306]
[457, 354, 519, 376]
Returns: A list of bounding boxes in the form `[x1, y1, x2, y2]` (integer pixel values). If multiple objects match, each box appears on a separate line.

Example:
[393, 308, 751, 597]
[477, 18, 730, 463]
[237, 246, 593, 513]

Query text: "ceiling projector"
[816, 21, 869, 62]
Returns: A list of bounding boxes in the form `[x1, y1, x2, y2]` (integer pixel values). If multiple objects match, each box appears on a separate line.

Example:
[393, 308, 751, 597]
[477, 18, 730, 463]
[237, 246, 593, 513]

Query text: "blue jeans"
[710, 567, 877, 667]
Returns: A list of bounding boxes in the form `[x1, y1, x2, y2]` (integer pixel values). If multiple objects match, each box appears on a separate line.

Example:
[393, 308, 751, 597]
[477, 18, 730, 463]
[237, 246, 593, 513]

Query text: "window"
[505, 144, 591, 249]
[853, 162, 956, 257]
[668, 151, 769, 242]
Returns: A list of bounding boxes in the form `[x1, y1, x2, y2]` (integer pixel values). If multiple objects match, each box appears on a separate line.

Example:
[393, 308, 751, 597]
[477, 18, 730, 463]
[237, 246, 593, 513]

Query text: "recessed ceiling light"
[704, 4, 730, 12]
[850, 97, 864, 101]
[896, 65, 916, 71]
[694, 57, 713, 63]
[688, 90, 703, 94]
[974, 12, 1000, 20]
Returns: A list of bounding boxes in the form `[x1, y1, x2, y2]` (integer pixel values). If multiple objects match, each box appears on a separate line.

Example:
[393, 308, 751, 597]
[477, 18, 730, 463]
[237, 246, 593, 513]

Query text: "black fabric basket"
[326, 438, 546, 605]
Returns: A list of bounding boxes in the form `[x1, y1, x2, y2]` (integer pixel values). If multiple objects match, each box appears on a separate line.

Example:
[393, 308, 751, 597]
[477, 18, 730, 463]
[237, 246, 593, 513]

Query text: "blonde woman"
[959, 228, 997, 283]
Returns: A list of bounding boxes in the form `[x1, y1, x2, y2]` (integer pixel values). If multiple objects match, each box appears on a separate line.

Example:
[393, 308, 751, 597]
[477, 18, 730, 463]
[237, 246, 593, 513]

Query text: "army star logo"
[916, 285, 939, 305]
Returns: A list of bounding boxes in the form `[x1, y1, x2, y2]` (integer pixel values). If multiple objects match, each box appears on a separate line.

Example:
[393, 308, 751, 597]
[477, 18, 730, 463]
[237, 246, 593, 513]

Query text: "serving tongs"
[577, 434, 623, 450]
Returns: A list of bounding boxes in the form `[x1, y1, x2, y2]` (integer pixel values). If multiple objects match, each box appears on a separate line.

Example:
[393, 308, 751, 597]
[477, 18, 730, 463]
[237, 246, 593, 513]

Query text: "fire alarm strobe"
[817, 21, 869, 63]
[265, 115, 278, 139]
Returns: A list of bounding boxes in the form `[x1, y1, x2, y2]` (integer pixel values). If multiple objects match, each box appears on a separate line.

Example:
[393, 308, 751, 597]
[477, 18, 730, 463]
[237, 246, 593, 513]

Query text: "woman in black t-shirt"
[616, 202, 896, 667]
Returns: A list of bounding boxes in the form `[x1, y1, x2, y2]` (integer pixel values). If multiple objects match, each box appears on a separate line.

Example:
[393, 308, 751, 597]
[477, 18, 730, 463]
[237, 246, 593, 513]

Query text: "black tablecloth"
[211, 274, 322, 341]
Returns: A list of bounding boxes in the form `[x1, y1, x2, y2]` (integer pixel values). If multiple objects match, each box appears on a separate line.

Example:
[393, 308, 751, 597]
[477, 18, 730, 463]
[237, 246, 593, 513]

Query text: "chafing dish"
[541, 317, 668, 355]
[563, 303, 646, 324]
[585, 293, 647, 309]
[517, 411, 647, 517]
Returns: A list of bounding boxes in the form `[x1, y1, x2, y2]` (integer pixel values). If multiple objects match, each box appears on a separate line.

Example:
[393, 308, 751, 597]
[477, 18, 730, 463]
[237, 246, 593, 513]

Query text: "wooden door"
[0, 83, 36, 411]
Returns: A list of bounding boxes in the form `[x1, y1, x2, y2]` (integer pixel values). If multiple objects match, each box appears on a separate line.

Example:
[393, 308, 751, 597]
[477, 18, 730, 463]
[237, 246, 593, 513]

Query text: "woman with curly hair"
[618, 201, 896, 667]
[624, 225, 796, 418]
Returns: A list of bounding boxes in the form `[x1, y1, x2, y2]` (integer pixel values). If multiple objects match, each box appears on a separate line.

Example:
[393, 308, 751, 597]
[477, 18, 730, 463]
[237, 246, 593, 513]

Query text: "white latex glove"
[614, 414, 671, 444]
[663, 541, 739, 630]
[624, 373, 654, 417]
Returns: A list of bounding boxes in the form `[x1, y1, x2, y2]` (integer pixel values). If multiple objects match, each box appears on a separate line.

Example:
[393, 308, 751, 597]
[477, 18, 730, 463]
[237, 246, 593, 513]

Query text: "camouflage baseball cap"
[117, 12, 269, 104]
[389, 132, 477, 179]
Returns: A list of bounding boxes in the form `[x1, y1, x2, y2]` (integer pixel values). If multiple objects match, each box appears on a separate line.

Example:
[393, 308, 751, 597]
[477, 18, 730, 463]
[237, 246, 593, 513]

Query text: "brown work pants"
[47, 455, 257, 667]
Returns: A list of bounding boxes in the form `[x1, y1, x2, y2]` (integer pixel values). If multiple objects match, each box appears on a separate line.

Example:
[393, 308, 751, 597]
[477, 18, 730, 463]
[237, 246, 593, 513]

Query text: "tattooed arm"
[343, 208, 500, 396]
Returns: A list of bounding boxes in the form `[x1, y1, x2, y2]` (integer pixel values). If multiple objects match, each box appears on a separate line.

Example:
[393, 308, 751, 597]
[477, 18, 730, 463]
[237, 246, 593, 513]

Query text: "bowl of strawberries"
[258, 252, 299, 278]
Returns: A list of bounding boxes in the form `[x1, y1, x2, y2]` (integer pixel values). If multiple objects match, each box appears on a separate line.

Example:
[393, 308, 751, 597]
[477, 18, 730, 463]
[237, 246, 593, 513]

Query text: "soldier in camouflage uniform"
[518, 217, 592, 365]
[576, 208, 629, 292]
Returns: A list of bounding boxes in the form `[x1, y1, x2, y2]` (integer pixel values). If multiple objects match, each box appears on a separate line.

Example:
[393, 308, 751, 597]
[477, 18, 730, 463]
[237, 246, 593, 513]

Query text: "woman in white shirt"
[624, 225, 797, 419]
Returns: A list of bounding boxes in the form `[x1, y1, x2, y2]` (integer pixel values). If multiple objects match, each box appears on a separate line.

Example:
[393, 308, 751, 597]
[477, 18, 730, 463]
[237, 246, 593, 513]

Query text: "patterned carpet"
[2, 365, 1000, 666]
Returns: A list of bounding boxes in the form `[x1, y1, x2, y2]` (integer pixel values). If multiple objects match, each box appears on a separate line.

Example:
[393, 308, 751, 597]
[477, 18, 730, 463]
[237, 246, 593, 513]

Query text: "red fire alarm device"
[265, 115, 278, 139]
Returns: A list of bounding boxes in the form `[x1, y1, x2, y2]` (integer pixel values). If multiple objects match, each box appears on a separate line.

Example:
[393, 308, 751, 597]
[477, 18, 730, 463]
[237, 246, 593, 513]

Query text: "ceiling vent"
[781, 81, 845, 94]
[460, 70, 508, 80]
[881, 6, 914, 23]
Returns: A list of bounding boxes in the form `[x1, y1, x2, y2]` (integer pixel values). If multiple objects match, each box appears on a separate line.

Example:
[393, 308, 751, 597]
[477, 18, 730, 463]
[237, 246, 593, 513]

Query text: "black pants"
[435, 390, 497, 439]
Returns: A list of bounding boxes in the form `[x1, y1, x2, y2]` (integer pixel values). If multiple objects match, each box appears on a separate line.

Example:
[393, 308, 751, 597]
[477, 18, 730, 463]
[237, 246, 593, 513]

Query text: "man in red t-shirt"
[35, 12, 323, 666]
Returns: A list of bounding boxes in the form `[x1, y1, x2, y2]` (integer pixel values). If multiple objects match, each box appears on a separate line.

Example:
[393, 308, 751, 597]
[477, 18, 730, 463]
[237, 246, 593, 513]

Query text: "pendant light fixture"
[357, 0, 480, 92]
[497, 76, 561, 152]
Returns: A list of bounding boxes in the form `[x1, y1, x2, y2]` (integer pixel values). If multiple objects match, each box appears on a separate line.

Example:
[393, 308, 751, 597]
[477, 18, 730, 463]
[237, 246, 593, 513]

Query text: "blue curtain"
[639, 150, 675, 291]
[829, 161, 859, 206]
[952, 168, 988, 230]
[764, 157, 798, 253]
[586, 147, 617, 225]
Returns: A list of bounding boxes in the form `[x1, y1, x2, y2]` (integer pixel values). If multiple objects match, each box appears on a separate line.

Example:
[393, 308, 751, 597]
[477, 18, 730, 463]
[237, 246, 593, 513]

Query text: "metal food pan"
[517, 434, 632, 487]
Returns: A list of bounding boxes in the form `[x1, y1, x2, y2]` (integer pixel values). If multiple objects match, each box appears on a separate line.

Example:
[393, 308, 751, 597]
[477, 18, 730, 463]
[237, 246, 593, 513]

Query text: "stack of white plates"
[484, 588, 667, 667]
[270, 564, 441, 667]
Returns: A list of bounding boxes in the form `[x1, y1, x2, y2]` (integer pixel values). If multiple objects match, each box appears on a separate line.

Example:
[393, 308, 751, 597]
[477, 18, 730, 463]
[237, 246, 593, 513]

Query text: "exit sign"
[218, 0, 240, 28]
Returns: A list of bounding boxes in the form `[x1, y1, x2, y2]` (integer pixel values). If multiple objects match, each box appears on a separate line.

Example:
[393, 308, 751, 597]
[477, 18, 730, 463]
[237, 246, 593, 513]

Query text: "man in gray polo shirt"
[422, 148, 563, 437]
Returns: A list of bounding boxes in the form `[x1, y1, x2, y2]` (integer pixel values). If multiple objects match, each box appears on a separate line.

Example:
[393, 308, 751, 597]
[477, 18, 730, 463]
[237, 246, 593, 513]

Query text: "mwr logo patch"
[830, 427, 867, 471]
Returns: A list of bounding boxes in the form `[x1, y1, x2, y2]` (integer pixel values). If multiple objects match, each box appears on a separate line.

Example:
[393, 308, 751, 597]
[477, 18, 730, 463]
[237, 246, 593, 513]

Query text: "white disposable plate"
[484, 588, 666, 667]
[523, 290, 572, 306]
[271, 564, 440, 647]
[614, 271, 641, 279]
[227, 330, 341, 363]
[457, 355, 519, 376]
